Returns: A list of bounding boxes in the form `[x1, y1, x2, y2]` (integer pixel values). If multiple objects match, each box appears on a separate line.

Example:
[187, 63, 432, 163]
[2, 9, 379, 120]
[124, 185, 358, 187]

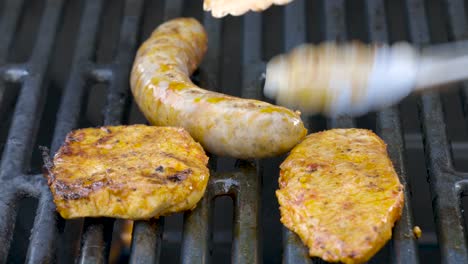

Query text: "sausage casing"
[130, 18, 307, 159]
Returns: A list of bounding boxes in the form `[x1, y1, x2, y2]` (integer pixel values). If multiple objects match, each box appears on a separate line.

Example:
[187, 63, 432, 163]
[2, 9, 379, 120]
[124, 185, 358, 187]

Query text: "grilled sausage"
[130, 18, 307, 159]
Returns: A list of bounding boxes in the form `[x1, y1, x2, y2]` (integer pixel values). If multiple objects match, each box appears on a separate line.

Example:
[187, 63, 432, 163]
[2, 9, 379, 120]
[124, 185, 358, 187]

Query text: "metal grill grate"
[0, 0, 467, 263]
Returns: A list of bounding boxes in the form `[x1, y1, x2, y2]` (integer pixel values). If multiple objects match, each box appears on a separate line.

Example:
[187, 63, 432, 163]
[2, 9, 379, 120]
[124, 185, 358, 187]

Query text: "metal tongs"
[416, 40, 468, 89]
[263, 40, 468, 117]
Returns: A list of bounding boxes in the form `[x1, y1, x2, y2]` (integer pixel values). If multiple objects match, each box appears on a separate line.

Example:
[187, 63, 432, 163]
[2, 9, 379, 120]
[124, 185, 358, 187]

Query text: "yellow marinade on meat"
[130, 18, 307, 159]
[276, 129, 404, 264]
[45, 125, 209, 220]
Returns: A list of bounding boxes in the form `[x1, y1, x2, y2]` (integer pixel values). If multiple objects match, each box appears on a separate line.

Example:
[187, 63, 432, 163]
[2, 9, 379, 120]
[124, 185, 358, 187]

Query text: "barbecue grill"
[0, 0, 467, 263]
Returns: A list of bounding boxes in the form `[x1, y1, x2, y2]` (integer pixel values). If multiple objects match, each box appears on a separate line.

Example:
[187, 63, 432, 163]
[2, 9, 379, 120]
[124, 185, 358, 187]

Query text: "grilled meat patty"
[276, 129, 404, 264]
[130, 18, 307, 159]
[45, 125, 209, 219]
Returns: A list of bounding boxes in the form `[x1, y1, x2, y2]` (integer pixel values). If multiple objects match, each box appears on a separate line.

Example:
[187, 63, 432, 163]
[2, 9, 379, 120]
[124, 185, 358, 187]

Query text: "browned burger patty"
[45, 125, 209, 220]
[276, 129, 404, 264]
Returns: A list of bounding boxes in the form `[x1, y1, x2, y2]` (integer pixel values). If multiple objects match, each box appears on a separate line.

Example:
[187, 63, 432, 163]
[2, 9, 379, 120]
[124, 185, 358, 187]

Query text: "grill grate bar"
[446, 0, 468, 185]
[182, 10, 263, 263]
[47, 0, 105, 262]
[129, 0, 183, 263]
[200, 14, 222, 94]
[282, 1, 314, 263]
[229, 163, 261, 264]
[283, 228, 311, 264]
[0, 186, 18, 263]
[180, 183, 213, 264]
[238, 13, 262, 259]
[77, 0, 144, 262]
[102, 0, 144, 126]
[447, 0, 468, 134]
[366, 1, 420, 263]
[163, 0, 183, 21]
[365, 0, 387, 42]
[78, 218, 115, 264]
[324, 0, 355, 129]
[0, 0, 27, 258]
[420, 93, 468, 262]
[405, 0, 468, 262]
[284, 0, 306, 52]
[179, 10, 222, 264]
[283, 0, 310, 132]
[445, 0, 468, 179]
[122, 1, 171, 261]
[238, 14, 263, 263]
[0, 174, 46, 264]
[25, 189, 57, 264]
[129, 219, 164, 264]
[0, 0, 64, 179]
[50, 0, 105, 153]
[241, 13, 263, 100]
[323, 0, 347, 42]
[0, 0, 24, 63]
[444, 0, 468, 40]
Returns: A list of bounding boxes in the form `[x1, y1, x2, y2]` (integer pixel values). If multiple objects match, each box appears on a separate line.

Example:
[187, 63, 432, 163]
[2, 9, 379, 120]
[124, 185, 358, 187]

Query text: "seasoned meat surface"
[46, 125, 209, 219]
[276, 129, 404, 264]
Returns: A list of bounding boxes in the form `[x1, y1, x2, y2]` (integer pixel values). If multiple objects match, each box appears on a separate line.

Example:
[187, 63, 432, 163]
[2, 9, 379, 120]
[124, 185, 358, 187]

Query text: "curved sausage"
[130, 18, 307, 159]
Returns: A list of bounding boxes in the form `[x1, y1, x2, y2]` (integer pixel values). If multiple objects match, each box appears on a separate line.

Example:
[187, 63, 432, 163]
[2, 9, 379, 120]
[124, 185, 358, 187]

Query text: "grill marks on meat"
[45, 125, 210, 219]
[167, 169, 192, 182]
[276, 129, 404, 264]
[53, 178, 110, 200]
[142, 167, 192, 184]
[52, 167, 194, 201]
